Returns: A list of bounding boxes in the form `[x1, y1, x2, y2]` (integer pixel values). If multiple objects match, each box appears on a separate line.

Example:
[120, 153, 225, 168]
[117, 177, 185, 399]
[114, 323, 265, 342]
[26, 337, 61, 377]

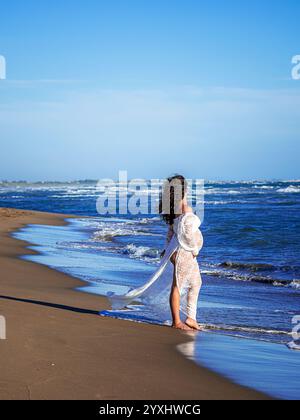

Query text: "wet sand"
[0, 208, 269, 400]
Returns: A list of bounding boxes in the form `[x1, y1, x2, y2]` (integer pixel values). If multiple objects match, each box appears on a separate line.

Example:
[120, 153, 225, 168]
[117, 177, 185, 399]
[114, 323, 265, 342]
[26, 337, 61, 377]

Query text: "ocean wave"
[290, 280, 300, 289]
[91, 224, 160, 242]
[57, 238, 161, 264]
[203, 269, 274, 284]
[205, 200, 248, 205]
[203, 323, 292, 337]
[51, 194, 97, 198]
[252, 185, 275, 190]
[93, 228, 148, 242]
[122, 244, 160, 262]
[277, 186, 300, 193]
[219, 261, 300, 274]
[138, 216, 161, 224]
[219, 261, 276, 272]
[57, 241, 103, 251]
[100, 312, 292, 344]
[205, 188, 243, 195]
[202, 268, 299, 289]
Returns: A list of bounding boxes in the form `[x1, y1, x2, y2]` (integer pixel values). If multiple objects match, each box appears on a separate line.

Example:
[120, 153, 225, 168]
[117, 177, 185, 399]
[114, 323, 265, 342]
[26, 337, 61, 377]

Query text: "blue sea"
[1, 179, 300, 399]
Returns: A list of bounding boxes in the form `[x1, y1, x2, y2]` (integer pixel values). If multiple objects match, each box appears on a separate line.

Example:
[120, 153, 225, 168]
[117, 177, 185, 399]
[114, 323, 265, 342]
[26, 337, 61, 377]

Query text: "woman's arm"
[181, 213, 200, 256]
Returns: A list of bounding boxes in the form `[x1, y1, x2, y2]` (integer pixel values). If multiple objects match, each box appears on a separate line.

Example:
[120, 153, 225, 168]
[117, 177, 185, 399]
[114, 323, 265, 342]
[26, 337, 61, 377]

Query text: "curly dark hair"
[159, 174, 187, 226]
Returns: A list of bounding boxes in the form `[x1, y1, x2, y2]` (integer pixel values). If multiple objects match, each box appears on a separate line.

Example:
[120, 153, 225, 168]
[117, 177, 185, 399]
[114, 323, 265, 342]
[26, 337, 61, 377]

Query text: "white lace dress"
[107, 212, 203, 321]
[172, 213, 203, 320]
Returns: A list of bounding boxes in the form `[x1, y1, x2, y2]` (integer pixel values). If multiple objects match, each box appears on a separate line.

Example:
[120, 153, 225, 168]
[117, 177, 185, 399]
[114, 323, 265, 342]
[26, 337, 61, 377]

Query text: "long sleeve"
[176, 213, 203, 255]
[182, 214, 198, 252]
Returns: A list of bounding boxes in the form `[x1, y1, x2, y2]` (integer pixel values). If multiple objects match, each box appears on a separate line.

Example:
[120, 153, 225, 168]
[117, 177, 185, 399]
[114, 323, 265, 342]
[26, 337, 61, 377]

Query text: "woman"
[159, 175, 203, 330]
[108, 175, 203, 331]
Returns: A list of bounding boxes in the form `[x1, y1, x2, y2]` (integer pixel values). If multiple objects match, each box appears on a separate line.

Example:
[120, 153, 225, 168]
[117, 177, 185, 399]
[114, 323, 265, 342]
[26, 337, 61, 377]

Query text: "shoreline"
[0, 207, 269, 400]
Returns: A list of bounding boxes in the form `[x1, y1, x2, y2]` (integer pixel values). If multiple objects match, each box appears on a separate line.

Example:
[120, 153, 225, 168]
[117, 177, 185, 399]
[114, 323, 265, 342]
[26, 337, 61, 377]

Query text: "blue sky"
[0, 0, 299, 181]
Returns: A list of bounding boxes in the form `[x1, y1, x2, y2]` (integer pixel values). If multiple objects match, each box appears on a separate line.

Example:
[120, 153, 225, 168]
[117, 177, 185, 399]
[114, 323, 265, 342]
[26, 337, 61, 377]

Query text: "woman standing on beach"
[159, 175, 203, 330]
[108, 175, 203, 331]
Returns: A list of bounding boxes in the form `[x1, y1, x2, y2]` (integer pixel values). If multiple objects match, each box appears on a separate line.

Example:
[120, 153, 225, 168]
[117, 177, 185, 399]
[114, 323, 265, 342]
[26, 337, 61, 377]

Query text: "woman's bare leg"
[170, 272, 192, 331]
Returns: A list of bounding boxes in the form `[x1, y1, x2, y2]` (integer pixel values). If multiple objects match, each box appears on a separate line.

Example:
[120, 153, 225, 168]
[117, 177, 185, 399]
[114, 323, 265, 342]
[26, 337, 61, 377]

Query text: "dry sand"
[0, 208, 269, 400]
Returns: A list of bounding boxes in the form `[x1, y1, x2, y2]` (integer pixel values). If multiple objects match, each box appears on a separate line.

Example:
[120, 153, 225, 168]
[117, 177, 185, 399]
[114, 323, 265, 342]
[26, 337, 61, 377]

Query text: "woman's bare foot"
[185, 318, 202, 331]
[172, 321, 193, 331]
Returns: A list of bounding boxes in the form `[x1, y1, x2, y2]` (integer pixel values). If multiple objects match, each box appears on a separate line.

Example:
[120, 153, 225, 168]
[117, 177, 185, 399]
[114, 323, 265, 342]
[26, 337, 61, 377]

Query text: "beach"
[0, 207, 268, 400]
[1, 0, 299, 403]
